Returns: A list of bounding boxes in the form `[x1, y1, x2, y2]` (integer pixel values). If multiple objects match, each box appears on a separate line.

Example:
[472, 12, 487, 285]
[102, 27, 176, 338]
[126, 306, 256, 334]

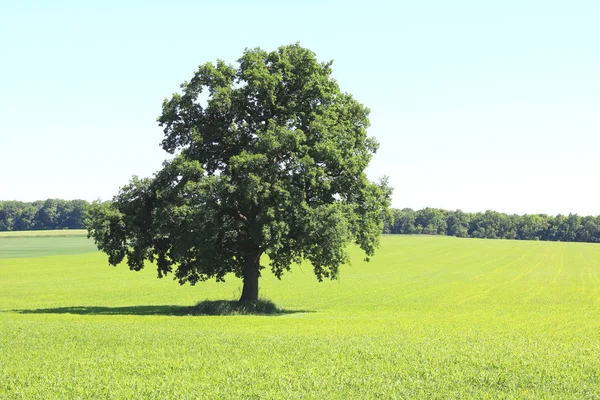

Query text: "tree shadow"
[14, 300, 312, 317]
[15, 305, 190, 316]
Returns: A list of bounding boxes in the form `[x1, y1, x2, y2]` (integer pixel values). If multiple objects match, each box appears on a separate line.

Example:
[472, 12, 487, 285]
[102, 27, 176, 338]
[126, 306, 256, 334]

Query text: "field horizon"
[1, 233, 599, 398]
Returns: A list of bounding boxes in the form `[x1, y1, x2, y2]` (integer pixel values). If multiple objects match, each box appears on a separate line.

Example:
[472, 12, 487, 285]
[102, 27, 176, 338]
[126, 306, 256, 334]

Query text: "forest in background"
[1, 200, 600, 244]
[384, 208, 600, 243]
[0, 199, 88, 231]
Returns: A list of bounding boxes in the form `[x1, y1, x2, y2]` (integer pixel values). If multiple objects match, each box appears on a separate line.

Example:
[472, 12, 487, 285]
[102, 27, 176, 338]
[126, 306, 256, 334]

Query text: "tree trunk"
[239, 252, 260, 302]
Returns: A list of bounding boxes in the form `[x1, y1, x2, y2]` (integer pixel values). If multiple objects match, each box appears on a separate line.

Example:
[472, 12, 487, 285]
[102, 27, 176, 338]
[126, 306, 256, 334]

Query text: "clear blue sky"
[1, 0, 598, 215]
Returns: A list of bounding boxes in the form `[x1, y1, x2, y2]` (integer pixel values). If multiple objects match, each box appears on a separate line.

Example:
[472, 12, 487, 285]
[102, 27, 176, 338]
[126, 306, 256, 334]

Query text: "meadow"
[0, 233, 599, 399]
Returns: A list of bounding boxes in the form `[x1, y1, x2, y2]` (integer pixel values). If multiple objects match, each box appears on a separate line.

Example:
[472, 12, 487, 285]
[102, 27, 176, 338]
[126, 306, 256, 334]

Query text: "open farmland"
[0, 230, 94, 259]
[0, 233, 599, 399]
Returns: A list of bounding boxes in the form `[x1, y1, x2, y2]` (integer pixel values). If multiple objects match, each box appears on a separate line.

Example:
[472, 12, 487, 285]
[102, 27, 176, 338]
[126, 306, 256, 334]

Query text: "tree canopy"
[384, 207, 600, 243]
[0, 199, 88, 231]
[86, 44, 392, 301]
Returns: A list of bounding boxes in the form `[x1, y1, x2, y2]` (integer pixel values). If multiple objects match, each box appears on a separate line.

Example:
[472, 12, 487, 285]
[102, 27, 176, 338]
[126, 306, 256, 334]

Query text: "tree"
[577, 216, 600, 243]
[517, 214, 549, 241]
[391, 208, 417, 234]
[86, 44, 392, 302]
[14, 203, 36, 231]
[497, 213, 518, 240]
[563, 214, 582, 242]
[34, 199, 60, 230]
[469, 210, 510, 239]
[415, 208, 447, 235]
[0, 200, 89, 231]
[446, 209, 470, 237]
[57, 199, 88, 229]
[0, 201, 20, 231]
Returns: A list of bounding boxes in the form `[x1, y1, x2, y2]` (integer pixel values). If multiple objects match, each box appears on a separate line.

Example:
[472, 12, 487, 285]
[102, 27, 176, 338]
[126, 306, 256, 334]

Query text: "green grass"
[0, 230, 95, 258]
[0, 229, 88, 238]
[1, 235, 599, 398]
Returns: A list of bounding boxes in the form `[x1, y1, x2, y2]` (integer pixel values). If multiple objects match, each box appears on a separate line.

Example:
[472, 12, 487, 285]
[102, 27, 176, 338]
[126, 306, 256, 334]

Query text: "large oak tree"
[86, 44, 391, 301]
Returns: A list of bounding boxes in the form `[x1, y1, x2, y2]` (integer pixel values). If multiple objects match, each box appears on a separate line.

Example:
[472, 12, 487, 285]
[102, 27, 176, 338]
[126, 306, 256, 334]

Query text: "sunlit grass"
[1, 235, 599, 398]
[0, 232, 95, 259]
[0, 229, 87, 238]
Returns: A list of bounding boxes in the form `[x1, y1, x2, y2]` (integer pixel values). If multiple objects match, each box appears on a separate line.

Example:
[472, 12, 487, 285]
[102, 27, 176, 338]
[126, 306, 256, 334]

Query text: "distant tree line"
[2, 199, 599, 244]
[0, 199, 89, 231]
[384, 208, 600, 243]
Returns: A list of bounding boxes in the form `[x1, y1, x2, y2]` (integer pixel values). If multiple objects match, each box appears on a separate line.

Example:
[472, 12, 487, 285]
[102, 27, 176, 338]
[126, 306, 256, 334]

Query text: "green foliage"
[414, 207, 447, 235]
[1, 235, 600, 398]
[384, 207, 416, 234]
[0, 200, 89, 231]
[86, 44, 391, 299]
[387, 207, 600, 244]
[446, 209, 469, 237]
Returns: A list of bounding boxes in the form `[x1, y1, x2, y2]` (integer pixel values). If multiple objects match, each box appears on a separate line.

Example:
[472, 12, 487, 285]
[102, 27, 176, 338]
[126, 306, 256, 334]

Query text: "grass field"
[0, 230, 94, 259]
[1, 233, 599, 399]
[0, 229, 88, 238]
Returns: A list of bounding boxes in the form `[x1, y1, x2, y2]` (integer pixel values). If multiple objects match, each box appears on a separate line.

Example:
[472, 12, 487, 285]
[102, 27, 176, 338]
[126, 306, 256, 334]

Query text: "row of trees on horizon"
[2, 200, 600, 244]
[385, 208, 600, 243]
[0, 199, 88, 231]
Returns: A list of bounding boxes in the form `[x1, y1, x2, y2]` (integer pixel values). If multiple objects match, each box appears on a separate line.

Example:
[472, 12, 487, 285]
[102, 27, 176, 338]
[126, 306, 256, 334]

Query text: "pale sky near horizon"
[1, 1, 598, 215]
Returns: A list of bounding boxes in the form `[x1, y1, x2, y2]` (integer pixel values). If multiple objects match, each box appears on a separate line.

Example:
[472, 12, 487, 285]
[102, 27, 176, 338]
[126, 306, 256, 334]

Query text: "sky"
[1, 0, 598, 215]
